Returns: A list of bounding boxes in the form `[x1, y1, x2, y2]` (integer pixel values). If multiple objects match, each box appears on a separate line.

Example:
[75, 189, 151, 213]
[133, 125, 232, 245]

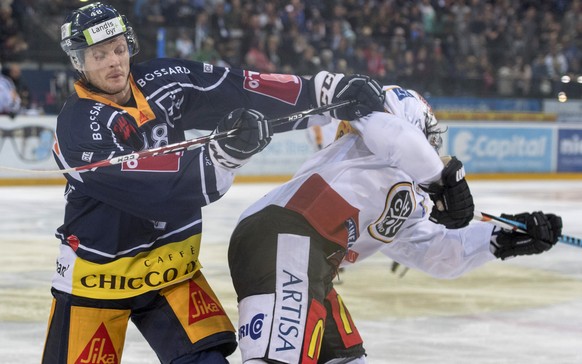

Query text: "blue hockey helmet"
[60, 2, 139, 71]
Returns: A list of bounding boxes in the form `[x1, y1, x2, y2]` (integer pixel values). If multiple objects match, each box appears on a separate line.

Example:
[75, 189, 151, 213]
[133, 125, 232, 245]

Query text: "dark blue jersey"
[52, 58, 315, 299]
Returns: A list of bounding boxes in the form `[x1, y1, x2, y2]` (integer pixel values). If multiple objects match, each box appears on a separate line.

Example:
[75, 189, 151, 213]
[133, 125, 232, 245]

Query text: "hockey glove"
[311, 71, 384, 121]
[490, 211, 562, 260]
[209, 108, 272, 169]
[421, 156, 474, 229]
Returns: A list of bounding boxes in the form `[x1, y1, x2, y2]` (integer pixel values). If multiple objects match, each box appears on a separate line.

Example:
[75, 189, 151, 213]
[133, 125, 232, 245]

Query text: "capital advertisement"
[445, 124, 554, 174]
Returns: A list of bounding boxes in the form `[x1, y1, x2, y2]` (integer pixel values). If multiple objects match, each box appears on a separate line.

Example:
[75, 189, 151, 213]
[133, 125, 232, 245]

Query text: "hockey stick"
[474, 210, 582, 248]
[0, 99, 356, 175]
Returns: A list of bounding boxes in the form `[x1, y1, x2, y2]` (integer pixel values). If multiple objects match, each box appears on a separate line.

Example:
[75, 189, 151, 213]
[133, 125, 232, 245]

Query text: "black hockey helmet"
[60, 2, 139, 71]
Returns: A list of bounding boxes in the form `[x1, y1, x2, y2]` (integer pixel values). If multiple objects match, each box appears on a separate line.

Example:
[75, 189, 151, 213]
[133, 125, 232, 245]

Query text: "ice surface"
[1, 180, 581, 363]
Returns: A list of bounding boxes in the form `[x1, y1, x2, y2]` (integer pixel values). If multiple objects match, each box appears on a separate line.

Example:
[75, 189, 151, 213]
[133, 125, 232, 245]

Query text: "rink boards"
[3, 114, 582, 186]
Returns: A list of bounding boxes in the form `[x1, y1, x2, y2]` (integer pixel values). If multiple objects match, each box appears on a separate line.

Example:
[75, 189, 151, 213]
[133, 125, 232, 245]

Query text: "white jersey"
[240, 111, 496, 279]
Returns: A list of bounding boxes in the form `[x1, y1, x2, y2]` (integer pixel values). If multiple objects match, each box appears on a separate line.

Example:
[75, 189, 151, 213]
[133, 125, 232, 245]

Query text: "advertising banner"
[238, 129, 314, 176]
[445, 123, 554, 174]
[557, 128, 582, 172]
[0, 115, 60, 179]
[2, 116, 579, 183]
[428, 97, 542, 112]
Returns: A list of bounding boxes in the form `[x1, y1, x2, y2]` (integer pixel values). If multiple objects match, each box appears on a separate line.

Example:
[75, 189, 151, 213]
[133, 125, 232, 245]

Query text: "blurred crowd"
[1, 0, 582, 114]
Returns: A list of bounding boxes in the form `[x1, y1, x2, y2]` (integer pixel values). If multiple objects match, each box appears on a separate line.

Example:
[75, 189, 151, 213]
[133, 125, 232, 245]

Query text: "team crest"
[368, 182, 415, 243]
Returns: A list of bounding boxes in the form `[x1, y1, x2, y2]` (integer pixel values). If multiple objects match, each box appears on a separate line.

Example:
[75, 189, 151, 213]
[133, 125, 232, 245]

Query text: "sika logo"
[75, 323, 118, 364]
[188, 280, 225, 324]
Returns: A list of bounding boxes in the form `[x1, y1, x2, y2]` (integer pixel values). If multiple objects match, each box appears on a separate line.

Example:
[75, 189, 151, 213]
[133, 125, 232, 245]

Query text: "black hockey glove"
[311, 71, 384, 121]
[209, 108, 272, 169]
[491, 211, 562, 260]
[421, 156, 474, 229]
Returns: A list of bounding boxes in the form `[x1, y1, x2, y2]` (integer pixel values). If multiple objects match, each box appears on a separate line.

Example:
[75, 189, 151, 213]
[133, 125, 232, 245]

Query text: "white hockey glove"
[209, 108, 272, 169]
[490, 212, 562, 260]
[311, 71, 384, 121]
[421, 156, 474, 229]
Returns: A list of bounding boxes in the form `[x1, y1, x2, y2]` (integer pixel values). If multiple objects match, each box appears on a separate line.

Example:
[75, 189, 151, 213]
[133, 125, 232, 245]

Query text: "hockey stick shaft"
[0, 100, 356, 175]
[267, 99, 356, 127]
[474, 210, 582, 248]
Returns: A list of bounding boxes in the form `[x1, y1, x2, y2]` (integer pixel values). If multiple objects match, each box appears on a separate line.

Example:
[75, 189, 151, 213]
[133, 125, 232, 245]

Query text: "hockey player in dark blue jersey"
[42, 2, 385, 364]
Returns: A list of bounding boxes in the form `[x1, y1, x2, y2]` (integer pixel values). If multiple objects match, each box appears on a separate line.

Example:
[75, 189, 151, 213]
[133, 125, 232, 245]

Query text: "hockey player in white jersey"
[227, 86, 562, 363]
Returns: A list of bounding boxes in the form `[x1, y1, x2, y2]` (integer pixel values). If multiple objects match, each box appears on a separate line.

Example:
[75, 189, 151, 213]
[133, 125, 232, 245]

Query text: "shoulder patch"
[368, 182, 415, 243]
[243, 71, 302, 105]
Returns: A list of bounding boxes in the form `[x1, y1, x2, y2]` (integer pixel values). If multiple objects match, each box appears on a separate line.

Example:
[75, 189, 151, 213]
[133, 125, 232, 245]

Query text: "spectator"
[210, 0, 232, 47]
[366, 43, 386, 79]
[0, 6, 28, 60]
[512, 55, 533, 96]
[330, 3, 356, 46]
[395, 49, 415, 86]
[1, 63, 29, 110]
[143, 0, 165, 26]
[350, 44, 369, 75]
[419, 0, 437, 36]
[389, 26, 407, 58]
[545, 43, 569, 79]
[427, 42, 452, 95]
[319, 48, 335, 72]
[295, 44, 320, 76]
[261, 1, 284, 35]
[264, 34, 281, 71]
[192, 37, 227, 67]
[562, 35, 582, 74]
[244, 36, 276, 73]
[280, 0, 306, 33]
[166, 0, 197, 27]
[451, 2, 471, 56]
[174, 28, 194, 59]
[413, 45, 433, 92]
[531, 53, 552, 96]
[132, 0, 148, 24]
[305, 9, 327, 50]
[459, 54, 483, 96]
[497, 60, 515, 97]
[0, 67, 20, 116]
[239, 12, 263, 65]
[193, 10, 211, 53]
[224, 0, 243, 31]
